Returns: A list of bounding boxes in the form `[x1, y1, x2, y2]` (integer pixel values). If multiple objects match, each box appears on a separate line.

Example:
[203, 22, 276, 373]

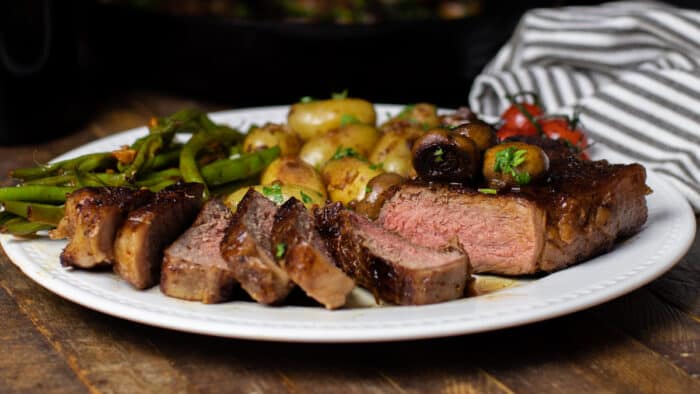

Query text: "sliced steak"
[379, 138, 650, 275]
[316, 203, 470, 305]
[50, 187, 153, 269]
[220, 189, 293, 305]
[161, 199, 235, 303]
[114, 183, 204, 289]
[271, 198, 354, 309]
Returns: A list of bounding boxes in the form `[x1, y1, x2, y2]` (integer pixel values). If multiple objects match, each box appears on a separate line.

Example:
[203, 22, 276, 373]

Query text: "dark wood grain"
[0, 91, 698, 394]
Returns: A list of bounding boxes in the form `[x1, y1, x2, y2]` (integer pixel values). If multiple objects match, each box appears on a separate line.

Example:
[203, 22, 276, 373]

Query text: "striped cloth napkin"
[468, 1, 700, 211]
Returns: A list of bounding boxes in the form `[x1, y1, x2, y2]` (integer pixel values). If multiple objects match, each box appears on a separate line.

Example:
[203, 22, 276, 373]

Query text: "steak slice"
[316, 203, 470, 305]
[161, 199, 235, 303]
[114, 183, 204, 289]
[220, 189, 294, 305]
[379, 138, 650, 275]
[50, 187, 153, 269]
[271, 198, 354, 309]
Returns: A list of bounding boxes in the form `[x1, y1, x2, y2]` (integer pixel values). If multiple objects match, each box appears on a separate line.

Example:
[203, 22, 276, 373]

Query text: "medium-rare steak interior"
[379, 138, 650, 275]
[316, 203, 471, 305]
[161, 199, 235, 304]
[271, 198, 355, 309]
[50, 187, 153, 269]
[220, 189, 294, 305]
[114, 183, 204, 289]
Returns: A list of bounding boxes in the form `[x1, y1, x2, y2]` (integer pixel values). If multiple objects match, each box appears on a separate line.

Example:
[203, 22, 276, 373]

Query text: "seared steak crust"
[220, 189, 293, 305]
[114, 183, 204, 289]
[316, 203, 470, 305]
[161, 199, 235, 303]
[271, 198, 354, 309]
[380, 138, 649, 275]
[51, 187, 153, 269]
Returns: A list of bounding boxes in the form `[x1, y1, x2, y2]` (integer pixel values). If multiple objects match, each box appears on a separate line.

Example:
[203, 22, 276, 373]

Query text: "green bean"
[136, 168, 182, 187]
[0, 186, 73, 203]
[148, 179, 179, 192]
[76, 153, 115, 172]
[2, 201, 64, 225]
[2, 200, 30, 218]
[0, 211, 17, 226]
[122, 134, 165, 180]
[147, 147, 182, 170]
[0, 218, 53, 236]
[180, 127, 250, 198]
[200, 146, 280, 186]
[10, 153, 110, 180]
[25, 174, 76, 186]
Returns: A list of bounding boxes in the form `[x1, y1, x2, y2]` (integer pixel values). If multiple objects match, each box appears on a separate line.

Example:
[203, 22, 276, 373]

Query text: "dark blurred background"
[1, 0, 699, 144]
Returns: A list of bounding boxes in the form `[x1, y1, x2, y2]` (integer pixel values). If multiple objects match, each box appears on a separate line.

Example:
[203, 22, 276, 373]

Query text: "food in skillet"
[0, 92, 650, 308]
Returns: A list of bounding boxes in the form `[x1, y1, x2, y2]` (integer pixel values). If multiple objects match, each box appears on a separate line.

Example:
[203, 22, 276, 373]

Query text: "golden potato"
[224, 183, 325, 211]
[321, 157, 384, 205]
[243, 123, 301, 156]
[261, 156, 327, 198]
[299, 123, 380, 169]
[369, 132, 416, 178]
[288, 98, 376, 140]
[381, 103, 440, 133]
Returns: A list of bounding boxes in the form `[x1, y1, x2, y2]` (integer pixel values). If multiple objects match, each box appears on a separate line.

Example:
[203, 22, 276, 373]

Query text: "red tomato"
[500, 102, 544, 135]
[496, 125, 538, 141]
[538, 117, 590, 159]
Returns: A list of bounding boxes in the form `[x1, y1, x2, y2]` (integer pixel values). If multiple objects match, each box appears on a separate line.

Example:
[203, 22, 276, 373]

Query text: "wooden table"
[1, 92, 699, 394]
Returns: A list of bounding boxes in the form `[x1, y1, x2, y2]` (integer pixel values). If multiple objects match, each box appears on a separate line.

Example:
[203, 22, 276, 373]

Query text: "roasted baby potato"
[299, 123, 380, 169]
[381, 103, 441, 133]
[369, 131, 416, 178]
[225, 183, 324, 210]
[243, 123, 301, 156]
[321, 157, 383, 205]
[261, 156, 327, 198]
[483, 142, 549, 188]
[288, 98, 376, 140]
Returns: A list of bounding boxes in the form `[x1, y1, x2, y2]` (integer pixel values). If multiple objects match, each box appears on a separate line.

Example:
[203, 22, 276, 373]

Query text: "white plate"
[1, 105, 696, 343]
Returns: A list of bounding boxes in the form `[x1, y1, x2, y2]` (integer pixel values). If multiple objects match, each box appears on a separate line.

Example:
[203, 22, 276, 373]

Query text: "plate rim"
[1, 105, 696, 343]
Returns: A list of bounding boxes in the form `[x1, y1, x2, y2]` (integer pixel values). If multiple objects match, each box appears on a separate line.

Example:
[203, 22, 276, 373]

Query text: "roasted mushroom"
[439, 106, 478, 128]
[482, 142, 549, 188]
[411, 129, 480, 184]
[452, 120, 497, 152]
[351, 172, 405, 220]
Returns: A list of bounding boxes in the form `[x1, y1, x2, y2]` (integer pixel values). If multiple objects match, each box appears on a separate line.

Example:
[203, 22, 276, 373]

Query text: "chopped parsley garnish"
[365, 186, 372, 194]
[493, 147, 531, 185]
[300, 190, 313, 204]
[331, 145, 364, 161]
[397, 105, 415, 120]
[369, 162, 384, 171]
[331, 89, 348, 99]
[478, 188, 498, 195]
[433, 148, 444, 163]
[275, 243, 286, 258]
[299, 96, 314, 103]
[262, 183, 284, 204]
[340, 114, 361, 127]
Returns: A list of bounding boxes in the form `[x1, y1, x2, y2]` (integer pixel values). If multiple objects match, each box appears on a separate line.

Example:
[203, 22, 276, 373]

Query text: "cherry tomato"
[496, 125, 538, 141]
[539, 118, 587, 147]
[500, 102, 544, 135]
[539, 117, 590, 159]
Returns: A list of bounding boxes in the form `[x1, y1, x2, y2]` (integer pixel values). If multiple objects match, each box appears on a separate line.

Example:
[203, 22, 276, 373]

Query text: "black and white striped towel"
[469, 0, 700, 211]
